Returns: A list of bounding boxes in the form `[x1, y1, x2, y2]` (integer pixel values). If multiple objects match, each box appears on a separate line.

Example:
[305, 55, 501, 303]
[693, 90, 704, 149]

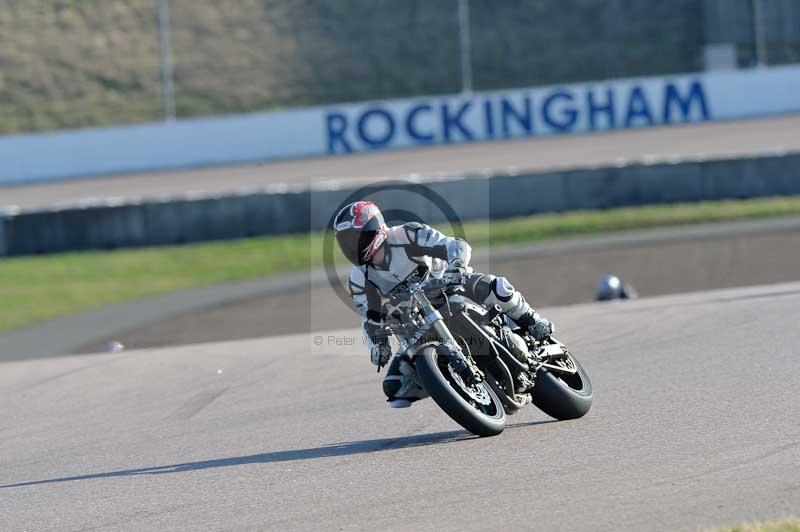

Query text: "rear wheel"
[415, 346, 506, 437]
[531, 353, 593, 420]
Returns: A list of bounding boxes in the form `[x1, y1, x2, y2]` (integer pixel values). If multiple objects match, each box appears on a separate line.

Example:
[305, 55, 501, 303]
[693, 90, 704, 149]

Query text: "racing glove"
[370, 342, 392, 367]
[365, 320, 392, 367]
[444, 259, 467, 285]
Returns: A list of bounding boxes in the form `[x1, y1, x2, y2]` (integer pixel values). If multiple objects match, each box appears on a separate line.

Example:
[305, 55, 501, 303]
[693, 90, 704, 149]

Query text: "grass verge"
[2, 195, 800, 333]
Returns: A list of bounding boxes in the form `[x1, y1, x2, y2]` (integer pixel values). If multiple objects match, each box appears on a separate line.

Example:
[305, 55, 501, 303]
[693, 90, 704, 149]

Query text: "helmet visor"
[336, 228, 380, 266]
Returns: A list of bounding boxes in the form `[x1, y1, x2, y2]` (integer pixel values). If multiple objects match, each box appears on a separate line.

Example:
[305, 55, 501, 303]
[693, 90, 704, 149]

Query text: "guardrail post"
[157, 0, 176, 121]
[0, 211, 7, 257]
[457, 0, 473, 93]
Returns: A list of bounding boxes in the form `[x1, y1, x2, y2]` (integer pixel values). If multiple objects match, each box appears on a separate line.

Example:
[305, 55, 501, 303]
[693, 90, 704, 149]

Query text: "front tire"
[531, 354, 593, 420]
[415, 346, 506, 437]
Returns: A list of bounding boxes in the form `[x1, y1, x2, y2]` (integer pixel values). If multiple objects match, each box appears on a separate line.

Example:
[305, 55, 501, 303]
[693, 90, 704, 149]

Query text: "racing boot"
[469, 274, 554, 340]
[514, 306, 555, 341]
[382, 356, 429, 408]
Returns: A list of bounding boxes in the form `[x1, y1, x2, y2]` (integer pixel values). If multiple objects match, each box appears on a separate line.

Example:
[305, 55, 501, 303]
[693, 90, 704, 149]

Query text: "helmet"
[595, 274, 623, 301]
[333, 201, 388, 265]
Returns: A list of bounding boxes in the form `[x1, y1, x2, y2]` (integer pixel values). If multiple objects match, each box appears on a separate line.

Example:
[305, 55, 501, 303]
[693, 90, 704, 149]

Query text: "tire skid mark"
[653, 439, 800, 487]
[166, 387, 229, 421]
[16, 353, 128, 393]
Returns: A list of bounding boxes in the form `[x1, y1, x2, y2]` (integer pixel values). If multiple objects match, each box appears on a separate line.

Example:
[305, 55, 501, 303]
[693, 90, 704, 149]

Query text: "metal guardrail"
[1, 152, 799, 258]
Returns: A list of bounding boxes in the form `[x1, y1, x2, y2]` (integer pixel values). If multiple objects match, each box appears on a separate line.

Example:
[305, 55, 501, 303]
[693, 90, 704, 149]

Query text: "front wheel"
[415, 346, 506, 437]
[531, 353, 593, 420]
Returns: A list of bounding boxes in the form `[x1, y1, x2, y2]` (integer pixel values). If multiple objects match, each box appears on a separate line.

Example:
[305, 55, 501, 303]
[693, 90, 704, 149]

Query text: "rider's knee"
[469, 273, 496, 302]
[383, 378, 402, 400]
[470, 274, 516, 304]
[382, 357, 403, 399]
[493, 276, 516, 302]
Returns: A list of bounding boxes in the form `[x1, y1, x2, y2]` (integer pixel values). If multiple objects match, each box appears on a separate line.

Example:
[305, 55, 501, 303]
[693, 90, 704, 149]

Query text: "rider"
[333, 201, 554, 408]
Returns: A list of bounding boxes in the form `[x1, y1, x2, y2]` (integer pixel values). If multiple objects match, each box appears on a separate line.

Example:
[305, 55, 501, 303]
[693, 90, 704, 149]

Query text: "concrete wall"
[2, 65, 800, 186]
[2, 152, 800, 257]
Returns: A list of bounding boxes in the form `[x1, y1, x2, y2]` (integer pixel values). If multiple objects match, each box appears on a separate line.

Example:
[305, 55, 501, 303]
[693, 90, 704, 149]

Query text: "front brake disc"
[448, 365, 491, 405]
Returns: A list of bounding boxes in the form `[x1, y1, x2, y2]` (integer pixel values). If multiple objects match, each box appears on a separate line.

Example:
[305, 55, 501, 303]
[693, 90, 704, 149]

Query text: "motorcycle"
[381, 270, 592, 437]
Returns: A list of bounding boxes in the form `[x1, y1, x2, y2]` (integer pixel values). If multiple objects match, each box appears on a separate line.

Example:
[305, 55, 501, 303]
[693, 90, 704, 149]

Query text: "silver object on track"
[595, 274, 637, 301]
[106, 340, 125, 353]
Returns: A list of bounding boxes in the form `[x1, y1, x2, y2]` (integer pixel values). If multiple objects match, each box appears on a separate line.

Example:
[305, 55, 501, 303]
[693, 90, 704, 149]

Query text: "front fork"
[405, 291, 483, 385]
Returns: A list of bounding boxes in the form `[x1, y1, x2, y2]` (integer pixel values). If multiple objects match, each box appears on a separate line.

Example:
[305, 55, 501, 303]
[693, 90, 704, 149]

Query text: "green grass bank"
[712, 518, 800, 532]
[1, 1, 712, 135]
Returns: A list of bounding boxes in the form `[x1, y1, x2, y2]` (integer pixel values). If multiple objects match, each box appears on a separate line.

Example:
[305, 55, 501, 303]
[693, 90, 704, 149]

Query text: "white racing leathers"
[347, 222, 543, 403]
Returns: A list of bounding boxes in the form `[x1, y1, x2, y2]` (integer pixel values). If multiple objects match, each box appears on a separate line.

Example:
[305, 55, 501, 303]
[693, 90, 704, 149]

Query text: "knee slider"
[383, 378, 402, 400]
[382, 357, 403, 399]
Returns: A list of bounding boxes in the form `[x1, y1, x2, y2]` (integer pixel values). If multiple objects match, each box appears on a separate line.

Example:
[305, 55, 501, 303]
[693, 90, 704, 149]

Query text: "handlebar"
[389, 274, 461, 304]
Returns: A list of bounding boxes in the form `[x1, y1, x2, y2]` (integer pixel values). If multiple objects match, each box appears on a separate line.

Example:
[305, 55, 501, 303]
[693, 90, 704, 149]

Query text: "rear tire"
[415, 347, 506, 437]
[531, 354, 593, 420]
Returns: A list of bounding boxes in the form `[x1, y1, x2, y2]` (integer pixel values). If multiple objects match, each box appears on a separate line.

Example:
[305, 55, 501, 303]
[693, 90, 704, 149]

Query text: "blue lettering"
[587, 88, 616, 130]
[326, 112, 352, 153]
[405, 104, 435, 143]
[501, 96, 533, 137]
[483, 100, 496, 139]
[663, 80, 710, 123]
[624, 86, 654, 127]
[542, 90, 578, 132]
[441, 101, 474, 142]
[357, 107, 395, 149]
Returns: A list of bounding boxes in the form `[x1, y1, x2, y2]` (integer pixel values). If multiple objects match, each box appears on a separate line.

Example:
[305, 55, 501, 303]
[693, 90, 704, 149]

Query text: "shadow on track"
[2, 420, 553, 489]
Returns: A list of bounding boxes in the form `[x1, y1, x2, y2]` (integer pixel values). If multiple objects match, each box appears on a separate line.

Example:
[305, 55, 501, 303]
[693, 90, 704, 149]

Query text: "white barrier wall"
[2, 65, 800, 185]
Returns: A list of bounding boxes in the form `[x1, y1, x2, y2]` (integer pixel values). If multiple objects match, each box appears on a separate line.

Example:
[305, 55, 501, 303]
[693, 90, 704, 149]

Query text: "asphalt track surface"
[2, 114, 800, 210]
[2, 281, 800, 531]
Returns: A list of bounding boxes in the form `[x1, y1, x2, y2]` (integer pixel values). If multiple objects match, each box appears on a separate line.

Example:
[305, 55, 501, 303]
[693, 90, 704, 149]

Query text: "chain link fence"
[1, 0, 798, 135]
